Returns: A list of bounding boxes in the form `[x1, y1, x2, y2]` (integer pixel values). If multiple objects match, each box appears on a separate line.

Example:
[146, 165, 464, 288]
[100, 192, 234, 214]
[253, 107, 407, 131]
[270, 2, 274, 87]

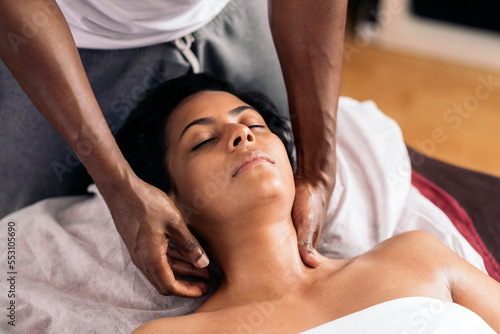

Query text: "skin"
[133, 91, 500, 333]
[0, 0, 347, 295]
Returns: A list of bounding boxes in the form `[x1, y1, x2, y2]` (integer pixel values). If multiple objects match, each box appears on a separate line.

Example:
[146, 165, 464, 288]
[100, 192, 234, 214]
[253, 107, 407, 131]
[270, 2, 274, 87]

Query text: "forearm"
[269, 0, 347, 188]
[0, 0, 133, 190]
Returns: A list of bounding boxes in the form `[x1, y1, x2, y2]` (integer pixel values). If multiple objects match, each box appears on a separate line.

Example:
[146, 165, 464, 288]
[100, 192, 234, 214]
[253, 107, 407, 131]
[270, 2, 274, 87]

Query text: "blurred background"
[342, 0, 500, 177]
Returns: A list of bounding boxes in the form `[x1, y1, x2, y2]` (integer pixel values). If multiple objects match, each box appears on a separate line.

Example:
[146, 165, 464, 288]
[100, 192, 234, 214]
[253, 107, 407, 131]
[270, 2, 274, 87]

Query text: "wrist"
[294, 134, 337, 193]
[92, 161, 139, 198]
[290, 101, 338, 191]
[81, 142, 138, 198]
[295, 166, 336, 194]
[294, 169, 336, 217]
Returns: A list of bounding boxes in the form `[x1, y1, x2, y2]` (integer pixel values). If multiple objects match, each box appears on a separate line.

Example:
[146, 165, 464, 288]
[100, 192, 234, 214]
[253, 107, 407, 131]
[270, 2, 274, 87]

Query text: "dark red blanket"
[408, 147, 500, 282]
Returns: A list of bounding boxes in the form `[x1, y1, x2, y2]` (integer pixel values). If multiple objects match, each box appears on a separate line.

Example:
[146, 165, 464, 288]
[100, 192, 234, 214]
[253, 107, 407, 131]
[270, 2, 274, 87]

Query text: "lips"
[232, 151, 275, 177]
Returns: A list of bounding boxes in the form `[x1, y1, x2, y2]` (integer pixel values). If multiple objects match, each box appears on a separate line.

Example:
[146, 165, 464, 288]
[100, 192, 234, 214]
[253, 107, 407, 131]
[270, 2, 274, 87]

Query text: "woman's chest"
[197, 263, 450, 333]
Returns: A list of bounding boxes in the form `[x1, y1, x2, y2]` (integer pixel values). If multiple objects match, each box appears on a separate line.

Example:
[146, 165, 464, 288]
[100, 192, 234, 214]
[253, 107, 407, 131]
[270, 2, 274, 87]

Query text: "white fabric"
[300, 297, 496, 333]
[56, 0, 230, 49]
[318, 97, 486, 273]
[0, 97, 488, 332]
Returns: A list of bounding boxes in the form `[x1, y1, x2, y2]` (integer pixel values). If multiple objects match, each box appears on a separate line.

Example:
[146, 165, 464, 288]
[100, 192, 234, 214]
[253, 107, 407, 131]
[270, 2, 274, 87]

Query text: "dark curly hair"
[116, 73, 295, 194]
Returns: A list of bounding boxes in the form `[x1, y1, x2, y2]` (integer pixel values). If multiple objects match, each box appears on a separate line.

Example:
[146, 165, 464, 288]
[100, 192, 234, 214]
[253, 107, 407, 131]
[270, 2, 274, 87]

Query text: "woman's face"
[165, 90, 295, 233]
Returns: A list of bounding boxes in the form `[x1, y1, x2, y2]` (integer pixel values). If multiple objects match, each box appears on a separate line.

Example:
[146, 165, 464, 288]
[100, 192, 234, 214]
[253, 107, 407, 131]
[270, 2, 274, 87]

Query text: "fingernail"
[196, 254, 210, 268]
[309, 251, 319, 262]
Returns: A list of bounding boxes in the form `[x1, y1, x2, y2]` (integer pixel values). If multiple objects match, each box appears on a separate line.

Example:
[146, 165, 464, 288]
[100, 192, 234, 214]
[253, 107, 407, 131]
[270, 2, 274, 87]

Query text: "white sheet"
[319, 97, 485, 270]
[300, 297, 496, 333]
[0, 97, 486, 333]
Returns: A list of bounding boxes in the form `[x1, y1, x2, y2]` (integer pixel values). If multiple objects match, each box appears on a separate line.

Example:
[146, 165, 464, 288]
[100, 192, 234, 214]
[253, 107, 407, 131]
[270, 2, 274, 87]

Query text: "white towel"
[300, 297, 496, 333]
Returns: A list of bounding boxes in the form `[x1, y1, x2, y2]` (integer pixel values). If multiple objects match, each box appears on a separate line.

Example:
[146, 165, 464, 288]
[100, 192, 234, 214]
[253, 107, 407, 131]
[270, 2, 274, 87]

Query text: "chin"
[231, 168, 294, 209]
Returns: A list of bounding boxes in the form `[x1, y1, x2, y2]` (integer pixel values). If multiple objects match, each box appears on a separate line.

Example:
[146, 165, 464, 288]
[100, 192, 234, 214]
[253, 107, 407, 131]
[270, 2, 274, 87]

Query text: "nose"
[227, 124, 255, 152]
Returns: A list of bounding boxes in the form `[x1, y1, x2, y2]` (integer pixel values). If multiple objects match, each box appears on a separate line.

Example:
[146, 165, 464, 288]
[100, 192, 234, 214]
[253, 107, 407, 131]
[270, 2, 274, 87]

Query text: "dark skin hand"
[269, 0, 347, 266]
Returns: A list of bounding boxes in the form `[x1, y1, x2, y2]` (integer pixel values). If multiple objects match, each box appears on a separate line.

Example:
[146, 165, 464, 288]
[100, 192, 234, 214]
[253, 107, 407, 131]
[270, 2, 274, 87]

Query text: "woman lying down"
[116, 74, 500, 333]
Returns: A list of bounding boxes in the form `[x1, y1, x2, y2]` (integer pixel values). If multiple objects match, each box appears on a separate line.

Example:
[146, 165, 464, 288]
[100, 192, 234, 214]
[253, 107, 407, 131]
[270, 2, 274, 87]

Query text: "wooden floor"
[340, 37, 500, 178]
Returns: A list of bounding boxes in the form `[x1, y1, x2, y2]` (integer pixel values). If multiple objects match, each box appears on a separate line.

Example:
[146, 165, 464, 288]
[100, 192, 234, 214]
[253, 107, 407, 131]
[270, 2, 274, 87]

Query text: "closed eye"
[192, 138, 215, 151]
[191, 125, 264, 151]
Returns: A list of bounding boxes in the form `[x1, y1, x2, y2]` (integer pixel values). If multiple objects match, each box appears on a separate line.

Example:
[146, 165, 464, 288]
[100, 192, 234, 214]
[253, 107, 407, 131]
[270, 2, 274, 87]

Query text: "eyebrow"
[179, 105, 254, 142]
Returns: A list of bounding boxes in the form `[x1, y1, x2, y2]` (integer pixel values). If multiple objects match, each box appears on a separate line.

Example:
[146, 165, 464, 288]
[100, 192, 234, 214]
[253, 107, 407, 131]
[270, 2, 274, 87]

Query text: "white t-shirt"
[56, 0, 230, 49]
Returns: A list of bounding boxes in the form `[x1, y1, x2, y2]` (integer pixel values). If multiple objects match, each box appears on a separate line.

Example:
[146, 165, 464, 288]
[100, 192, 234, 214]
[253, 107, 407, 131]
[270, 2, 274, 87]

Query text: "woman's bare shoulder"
[356, 231, 453, 295]
[132, 306, 258, 334]
[132, 313, 208, 334]
[132, 303, 280, 334]
[370, 230, 449, 259]
[131, 316, 180, 334]
[320, 231, 451, 284]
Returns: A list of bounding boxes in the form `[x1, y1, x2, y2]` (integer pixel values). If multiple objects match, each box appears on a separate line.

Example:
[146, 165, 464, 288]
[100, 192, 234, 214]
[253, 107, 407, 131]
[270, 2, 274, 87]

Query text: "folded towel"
[300, 297, 496, 333]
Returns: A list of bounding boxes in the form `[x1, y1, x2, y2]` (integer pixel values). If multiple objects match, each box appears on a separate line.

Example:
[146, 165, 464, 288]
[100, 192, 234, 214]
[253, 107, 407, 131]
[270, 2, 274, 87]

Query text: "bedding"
[0, 97, 494, 333]
[408, 147, 500, 265]
[299, 297, 496, 333]
[411, 170, 500, 281]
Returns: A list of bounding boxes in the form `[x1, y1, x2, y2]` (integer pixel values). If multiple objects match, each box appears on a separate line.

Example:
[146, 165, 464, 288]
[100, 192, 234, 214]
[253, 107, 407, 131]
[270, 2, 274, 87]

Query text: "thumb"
[296, 221, 321, 268]
[168, 221, 209, 268]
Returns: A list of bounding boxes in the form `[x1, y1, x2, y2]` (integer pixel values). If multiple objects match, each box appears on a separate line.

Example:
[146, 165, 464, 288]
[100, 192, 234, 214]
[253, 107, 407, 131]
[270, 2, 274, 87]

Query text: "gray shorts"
[0, 0, 288, 218]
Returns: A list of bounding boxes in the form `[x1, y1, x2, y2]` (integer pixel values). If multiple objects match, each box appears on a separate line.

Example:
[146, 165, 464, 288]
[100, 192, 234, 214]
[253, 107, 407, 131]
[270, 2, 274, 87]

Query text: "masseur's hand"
[0, 0, 209, 297]
[292, 175, 335, 268]
[103, 176, 210, 297]
[269, 0, 346, 268]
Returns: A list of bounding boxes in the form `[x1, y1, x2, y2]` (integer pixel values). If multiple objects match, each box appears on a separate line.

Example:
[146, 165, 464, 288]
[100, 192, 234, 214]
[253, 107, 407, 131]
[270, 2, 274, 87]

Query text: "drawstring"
[174, 34, 200, 73]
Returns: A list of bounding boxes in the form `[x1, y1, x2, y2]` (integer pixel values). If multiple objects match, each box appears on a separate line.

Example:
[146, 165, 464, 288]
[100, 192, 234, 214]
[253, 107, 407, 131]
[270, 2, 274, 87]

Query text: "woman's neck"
[202, 211, 322, 308]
